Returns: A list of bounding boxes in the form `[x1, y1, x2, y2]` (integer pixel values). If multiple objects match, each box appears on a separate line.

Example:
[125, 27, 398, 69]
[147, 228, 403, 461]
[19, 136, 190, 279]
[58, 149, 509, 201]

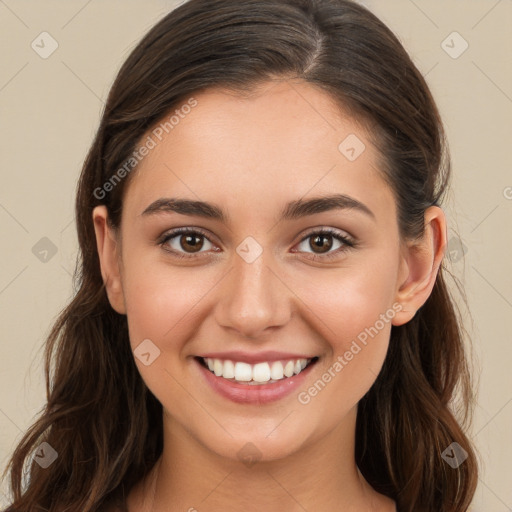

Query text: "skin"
[93, 78, 447, 511]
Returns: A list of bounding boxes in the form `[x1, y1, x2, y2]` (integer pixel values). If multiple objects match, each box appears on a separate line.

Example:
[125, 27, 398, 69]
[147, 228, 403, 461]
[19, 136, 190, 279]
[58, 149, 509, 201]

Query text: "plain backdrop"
[0, 1, 511, 510]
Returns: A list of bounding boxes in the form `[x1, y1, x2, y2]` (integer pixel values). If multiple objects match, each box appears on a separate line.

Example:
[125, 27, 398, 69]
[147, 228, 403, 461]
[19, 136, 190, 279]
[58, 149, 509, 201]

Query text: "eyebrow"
[140, 194, 375, 222]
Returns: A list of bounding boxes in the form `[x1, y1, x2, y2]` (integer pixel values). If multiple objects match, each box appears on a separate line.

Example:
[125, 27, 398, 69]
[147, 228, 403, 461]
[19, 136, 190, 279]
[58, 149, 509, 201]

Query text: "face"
[95, 79, 426, 464]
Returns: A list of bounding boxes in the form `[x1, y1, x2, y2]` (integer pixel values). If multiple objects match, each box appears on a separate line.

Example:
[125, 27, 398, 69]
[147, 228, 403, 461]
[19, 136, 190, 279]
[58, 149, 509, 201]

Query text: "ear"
[92, 205, 126, 315]
[392, 206, 447, 326]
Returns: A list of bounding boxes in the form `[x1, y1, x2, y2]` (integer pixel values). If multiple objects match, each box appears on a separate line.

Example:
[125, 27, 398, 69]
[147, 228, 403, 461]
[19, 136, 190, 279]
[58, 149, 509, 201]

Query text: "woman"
[2, 0, 478, 510]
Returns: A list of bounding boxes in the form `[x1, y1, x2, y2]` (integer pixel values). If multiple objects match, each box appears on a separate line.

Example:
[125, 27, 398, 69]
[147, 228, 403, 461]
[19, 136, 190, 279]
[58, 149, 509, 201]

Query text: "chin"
[197, 422, 312, 466]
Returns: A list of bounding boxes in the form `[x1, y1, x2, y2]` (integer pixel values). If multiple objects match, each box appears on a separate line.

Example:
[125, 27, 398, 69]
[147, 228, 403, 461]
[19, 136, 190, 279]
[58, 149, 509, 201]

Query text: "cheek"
[121, 258, 217, 348]
[296, 256, 398, 346]
[121, 263, 218, 408]
[291, 258, 398, 410]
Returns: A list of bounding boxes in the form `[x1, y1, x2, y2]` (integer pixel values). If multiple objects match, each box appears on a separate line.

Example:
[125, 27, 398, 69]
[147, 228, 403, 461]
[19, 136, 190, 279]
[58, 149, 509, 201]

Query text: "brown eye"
[179, 233, 204, 253]
[294, 228, 355, 260]
[309, 234, 333, 254]
[160, 228, 215, 257]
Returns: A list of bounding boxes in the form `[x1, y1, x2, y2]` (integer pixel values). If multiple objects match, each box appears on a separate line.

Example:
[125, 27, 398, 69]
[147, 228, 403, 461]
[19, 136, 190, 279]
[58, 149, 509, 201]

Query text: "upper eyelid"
[299, 227, 353, 240]
[160, 227, 217, 245]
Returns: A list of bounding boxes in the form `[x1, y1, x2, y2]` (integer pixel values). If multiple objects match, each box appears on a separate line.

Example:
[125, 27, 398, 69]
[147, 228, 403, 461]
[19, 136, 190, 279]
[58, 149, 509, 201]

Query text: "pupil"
[312, 234, 332, 253]
[182, 234, 203, 252]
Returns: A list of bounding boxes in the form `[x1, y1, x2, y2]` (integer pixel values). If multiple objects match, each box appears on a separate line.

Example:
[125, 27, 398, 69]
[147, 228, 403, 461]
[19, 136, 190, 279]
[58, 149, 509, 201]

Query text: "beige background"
[0, 1, 511, 509]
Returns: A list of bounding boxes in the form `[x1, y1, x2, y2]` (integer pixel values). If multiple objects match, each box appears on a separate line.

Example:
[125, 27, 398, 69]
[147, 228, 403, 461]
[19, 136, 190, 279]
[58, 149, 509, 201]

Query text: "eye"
[158, 227, 217, 258]
[158, 226, 357, 260]
[293, 228, 356, 260]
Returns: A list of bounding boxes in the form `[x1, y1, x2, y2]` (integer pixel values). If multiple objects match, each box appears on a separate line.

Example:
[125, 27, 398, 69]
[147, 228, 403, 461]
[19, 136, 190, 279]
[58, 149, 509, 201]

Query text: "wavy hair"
[2, 0, 478, 510]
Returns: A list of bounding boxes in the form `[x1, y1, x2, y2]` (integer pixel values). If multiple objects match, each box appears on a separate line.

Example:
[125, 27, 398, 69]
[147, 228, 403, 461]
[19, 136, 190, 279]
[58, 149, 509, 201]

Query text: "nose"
[214, 247, 291, 339]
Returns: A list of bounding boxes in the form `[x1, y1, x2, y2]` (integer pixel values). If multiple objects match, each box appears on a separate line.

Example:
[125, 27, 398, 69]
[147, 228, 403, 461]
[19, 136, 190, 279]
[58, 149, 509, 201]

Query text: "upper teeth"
[204, 357, 311, 384]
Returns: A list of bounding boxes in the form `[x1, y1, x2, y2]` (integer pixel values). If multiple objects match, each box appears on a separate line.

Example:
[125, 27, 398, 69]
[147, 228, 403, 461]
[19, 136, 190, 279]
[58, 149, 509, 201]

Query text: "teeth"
[283, 361, 295, 378]
[223, 359, 235, 379]
[213, 359, 223, 377]
[270, 361, 284, 380]
[234, 362, 252, 381]
[202, 357, 313, 384]
[252, 362, 271, 383]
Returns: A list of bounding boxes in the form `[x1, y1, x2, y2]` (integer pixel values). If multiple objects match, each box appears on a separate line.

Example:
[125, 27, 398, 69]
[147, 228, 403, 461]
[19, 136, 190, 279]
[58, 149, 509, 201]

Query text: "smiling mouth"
[194, 356, 319, 385]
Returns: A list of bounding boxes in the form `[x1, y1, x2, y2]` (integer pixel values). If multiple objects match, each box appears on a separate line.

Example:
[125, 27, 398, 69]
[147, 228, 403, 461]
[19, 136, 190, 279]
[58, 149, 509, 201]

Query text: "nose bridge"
[215, 239, 290, 338]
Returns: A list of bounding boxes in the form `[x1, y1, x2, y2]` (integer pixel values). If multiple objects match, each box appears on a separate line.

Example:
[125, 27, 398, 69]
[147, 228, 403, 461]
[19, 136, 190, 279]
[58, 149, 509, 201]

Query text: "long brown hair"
[2, 0, 478, 510]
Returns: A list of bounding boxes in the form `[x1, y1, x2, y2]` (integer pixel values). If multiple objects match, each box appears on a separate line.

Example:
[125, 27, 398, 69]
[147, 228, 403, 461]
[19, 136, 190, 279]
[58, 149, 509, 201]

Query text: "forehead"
[122, 79, 394, 223]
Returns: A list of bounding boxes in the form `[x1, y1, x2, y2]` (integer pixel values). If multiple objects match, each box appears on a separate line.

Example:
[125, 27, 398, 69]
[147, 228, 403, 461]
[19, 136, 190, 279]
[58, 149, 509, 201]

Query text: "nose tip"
[214, 251, 291, 339]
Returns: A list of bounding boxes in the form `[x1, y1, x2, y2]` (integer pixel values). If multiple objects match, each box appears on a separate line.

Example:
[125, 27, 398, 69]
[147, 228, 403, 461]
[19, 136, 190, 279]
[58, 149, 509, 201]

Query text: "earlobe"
[92, 205, 127, 315]
[392, 206, 447, 326]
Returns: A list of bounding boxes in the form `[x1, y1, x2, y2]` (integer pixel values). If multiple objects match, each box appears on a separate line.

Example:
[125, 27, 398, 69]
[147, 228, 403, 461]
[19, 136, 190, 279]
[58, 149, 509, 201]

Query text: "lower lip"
[194, 358, 318, 404]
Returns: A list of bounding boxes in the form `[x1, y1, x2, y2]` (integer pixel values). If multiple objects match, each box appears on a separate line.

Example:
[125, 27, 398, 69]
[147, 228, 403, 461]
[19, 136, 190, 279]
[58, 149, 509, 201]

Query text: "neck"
[128, 406, 393, 512]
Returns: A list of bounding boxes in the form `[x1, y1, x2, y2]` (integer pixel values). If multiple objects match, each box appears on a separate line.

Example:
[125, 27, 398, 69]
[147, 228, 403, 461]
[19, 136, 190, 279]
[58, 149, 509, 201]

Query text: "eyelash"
[157, 227, 357, 261]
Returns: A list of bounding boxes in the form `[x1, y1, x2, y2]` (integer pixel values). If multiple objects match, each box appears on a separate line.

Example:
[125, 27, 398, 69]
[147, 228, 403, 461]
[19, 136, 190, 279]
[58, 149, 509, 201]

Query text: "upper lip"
[196, 351, 318, 364]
